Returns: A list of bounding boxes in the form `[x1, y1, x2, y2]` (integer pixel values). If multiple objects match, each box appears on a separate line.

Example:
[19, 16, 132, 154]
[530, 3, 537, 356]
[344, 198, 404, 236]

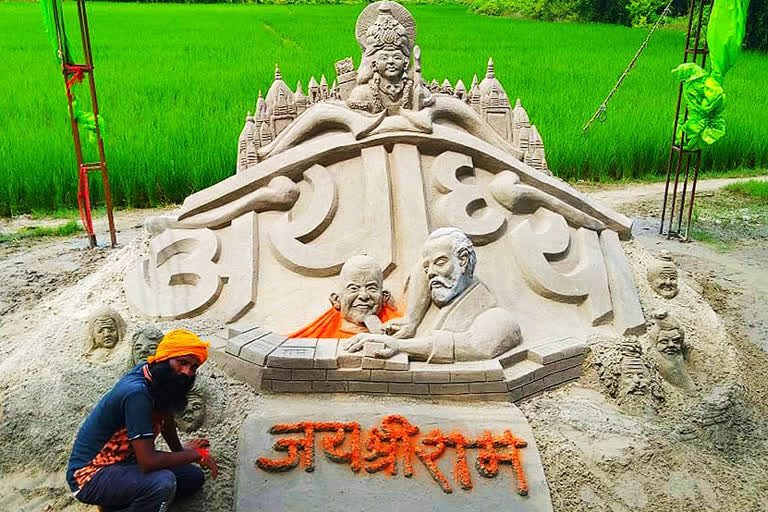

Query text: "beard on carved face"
[429, 263, 469, 307]
[148, 360, 195, 414]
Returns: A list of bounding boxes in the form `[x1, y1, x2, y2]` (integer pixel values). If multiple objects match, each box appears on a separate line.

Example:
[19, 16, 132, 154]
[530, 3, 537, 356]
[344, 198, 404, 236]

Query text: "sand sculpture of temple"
[237, 58, 551, 175]
[127, 1, 645, 401]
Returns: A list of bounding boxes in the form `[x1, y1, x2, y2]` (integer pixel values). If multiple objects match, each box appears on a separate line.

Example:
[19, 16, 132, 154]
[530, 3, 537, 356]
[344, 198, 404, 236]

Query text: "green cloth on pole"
[673, 63, 726, 150]
[708, 0, 750, 84]
[39, 0, 104, 144]
[673, 0, 749, 150]
[39, 0, 74, 66]
[72, 99, 106, 143]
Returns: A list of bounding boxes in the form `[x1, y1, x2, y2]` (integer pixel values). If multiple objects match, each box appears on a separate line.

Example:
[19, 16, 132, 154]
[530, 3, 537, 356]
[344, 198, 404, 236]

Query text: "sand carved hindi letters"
[432, 151, 506, 245]
[255, 414, 529, 496]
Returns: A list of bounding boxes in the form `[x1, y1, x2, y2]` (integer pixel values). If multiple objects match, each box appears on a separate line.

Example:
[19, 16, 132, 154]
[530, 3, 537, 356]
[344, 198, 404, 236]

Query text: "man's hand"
[383, 318, 416, 339]
[185, 438, 219, 480]
[343, 334, 400, 358]
[183, 438, 210, 450]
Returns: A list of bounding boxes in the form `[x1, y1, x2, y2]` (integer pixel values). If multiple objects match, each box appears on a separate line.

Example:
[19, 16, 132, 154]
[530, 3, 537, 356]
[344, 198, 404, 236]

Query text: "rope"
[582, 0, 676, 134]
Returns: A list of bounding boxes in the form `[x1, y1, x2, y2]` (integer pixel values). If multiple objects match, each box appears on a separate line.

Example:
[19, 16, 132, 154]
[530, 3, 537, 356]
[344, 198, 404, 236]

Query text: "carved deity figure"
[175, 388, 206, 433]
[130, 325, 164, 366]
[648, 250, 679, 299]
[85, 308, 126, 352]
[289, 255, 400, 338]
[346, 1, 431, 114]
[648, 310, 692, 389]
[343, 228, 522, 362]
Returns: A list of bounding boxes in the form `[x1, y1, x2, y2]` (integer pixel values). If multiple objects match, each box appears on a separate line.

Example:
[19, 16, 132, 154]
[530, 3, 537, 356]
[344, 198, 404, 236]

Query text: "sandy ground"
[0, 177, 767, 512]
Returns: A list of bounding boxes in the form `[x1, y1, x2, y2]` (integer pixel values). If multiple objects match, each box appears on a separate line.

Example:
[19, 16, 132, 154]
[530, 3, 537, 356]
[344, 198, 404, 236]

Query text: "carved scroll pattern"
[269, 147, 394, 277]
[431, 151, 506, 245]
[509, 209, 613, 326]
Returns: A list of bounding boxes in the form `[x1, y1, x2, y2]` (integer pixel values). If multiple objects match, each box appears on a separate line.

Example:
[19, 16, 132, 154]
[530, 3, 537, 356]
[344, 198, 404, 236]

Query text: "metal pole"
[676, 151, 693, 233]
[78, 0, 117, 247]
[660, 0, 709, 241]
[52, 0, 97, 248]
[684, 151, 702, 241]
[667, 148, 684, 238]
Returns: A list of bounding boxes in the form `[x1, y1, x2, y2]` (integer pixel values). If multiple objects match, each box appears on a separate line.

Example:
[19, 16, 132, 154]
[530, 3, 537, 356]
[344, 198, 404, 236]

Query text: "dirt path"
[580, 175, 768, 209]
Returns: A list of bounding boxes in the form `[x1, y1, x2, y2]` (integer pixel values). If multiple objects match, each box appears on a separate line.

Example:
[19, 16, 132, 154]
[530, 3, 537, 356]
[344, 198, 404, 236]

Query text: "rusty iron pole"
[50, 0, 117, 248]
[660, 0, 710, 242]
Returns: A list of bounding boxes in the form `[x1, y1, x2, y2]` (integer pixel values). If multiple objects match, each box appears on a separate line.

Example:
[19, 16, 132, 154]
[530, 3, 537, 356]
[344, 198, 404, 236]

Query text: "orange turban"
[146, 329, 210, 365]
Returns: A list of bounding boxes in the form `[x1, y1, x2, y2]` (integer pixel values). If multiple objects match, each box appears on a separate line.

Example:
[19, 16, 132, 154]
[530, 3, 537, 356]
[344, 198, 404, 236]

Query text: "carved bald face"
[422, 231, 474, 307]
[93, 317, 119, 349]
[648, 253, 679, 299]
[373, 49, 407, 81]
[332, 256, 385, 327]
[176, 392, 205, 433]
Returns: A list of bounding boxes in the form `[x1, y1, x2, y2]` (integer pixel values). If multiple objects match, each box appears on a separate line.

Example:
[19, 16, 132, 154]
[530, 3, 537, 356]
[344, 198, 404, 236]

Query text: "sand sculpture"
[594, 336, 664, 408]
[290, 255, 399, 338]
[648, 310, 692, 389]
[84, 307, 126, 352]
[175, 387, 206, 433]
[128, 1, 646, 400]
[343, 228, 522, 363]
[647, 250, 679, 299]
[130, 325, 163, 366]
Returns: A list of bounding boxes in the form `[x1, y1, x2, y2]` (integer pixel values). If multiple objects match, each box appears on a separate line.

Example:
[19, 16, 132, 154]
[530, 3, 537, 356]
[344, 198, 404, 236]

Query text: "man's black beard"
[148, 360, 195, 414]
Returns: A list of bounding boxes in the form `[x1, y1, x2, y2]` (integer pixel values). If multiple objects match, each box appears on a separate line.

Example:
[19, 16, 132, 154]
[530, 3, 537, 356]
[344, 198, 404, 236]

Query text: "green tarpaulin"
[673, 0, 750, 150]
[40, 0, 75, 66]
[708, 0, 750, 83]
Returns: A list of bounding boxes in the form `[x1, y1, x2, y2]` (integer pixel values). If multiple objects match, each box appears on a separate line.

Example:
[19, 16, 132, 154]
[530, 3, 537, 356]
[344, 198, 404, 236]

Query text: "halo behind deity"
[355, 1, 416, 52]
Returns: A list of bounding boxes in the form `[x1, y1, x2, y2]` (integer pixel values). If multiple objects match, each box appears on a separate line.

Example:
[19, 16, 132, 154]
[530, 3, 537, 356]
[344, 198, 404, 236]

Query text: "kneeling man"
[67, 329, 218, 511]
[344, 228, 522, 362]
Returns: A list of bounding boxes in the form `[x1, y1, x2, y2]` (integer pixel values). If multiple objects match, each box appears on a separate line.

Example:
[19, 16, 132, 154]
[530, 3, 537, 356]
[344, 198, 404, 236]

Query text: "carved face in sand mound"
[131, 326, 163, 366]
[422, 228, 476, 307]
[619, 358, 649, 397]
[175, 390, 206, 433]
[648, 251, 679, 299]
[86, 308, 126, 351]
[330, 255, 387, 330]
[648, 310, 691, 389]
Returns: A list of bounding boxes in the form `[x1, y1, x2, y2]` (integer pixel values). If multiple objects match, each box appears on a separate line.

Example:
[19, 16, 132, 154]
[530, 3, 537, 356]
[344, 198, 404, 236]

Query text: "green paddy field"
[1, 2, 767, 214]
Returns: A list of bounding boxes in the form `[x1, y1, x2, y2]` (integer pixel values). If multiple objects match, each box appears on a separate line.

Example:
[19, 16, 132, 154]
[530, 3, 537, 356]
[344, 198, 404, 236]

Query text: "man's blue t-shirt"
[66, 364, 156, 492]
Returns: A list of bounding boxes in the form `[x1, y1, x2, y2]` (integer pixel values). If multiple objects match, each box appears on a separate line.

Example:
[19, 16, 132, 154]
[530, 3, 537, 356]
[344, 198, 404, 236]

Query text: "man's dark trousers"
[75, 462, 204, 512]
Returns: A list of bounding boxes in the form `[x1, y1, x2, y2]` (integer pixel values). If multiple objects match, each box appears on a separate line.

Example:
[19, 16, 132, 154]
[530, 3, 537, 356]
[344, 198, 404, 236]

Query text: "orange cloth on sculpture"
[146, 329, 210, 365]
[288, 304, 402, 339]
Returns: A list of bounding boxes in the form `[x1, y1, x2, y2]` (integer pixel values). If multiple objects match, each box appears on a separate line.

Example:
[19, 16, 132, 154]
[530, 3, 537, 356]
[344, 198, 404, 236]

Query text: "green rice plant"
[1, 2, 767, 215]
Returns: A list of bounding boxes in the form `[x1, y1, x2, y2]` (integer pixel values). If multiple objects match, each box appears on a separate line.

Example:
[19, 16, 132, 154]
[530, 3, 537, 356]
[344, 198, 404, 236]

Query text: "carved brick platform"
[210, 324, 586, 402]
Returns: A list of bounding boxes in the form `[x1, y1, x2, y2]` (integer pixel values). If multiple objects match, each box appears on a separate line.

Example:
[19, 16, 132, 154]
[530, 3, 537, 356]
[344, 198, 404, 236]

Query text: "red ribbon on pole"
[63, 64, 89, 98]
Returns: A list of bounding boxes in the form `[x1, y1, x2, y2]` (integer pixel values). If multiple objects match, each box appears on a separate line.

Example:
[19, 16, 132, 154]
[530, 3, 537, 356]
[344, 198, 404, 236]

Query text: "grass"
[724, 179, 768, 203]
[688, 182, 768, 248]
[0, 220, 83, 243]
[1, 2, 767, 215]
